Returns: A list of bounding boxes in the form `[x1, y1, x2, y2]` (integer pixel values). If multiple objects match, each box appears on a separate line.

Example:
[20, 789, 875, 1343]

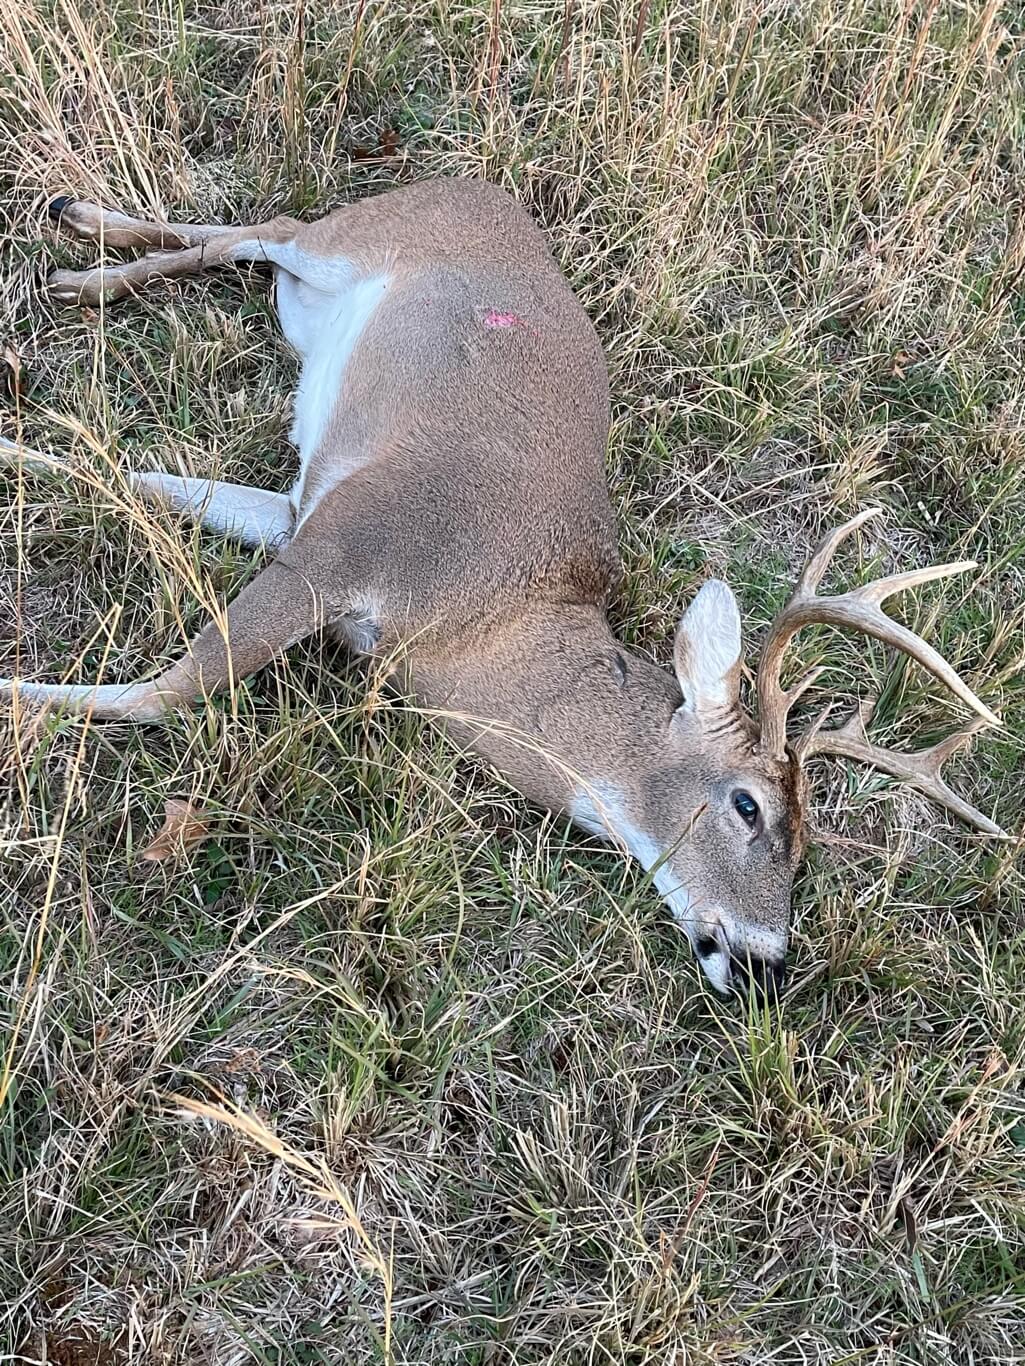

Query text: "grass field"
[2, 1, 1025, 1361]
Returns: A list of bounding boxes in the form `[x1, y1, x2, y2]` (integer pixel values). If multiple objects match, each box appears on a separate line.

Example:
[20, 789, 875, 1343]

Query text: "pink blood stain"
[483, 308, 525, 329]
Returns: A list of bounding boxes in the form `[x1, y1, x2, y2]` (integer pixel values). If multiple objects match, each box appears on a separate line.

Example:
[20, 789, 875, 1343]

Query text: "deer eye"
[733, 790, 759, 829]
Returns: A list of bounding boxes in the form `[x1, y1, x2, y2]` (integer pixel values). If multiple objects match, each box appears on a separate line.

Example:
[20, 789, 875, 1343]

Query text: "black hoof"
[47, 195, 73, 223]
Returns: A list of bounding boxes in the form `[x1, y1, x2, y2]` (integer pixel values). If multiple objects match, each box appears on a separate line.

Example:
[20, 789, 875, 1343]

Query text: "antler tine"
[795, 507, 883, 595]
[792, 694, 876, 761]
[756, 509, 1001, 763]
[781, 666, 827, 714]
[799, 710, 1006, 837]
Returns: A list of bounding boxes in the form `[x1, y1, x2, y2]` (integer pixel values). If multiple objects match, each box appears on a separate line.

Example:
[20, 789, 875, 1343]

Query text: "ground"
[1, 1, 1024, 1363]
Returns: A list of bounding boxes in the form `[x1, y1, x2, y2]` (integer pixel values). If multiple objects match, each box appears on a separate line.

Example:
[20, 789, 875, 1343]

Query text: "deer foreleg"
[1, 559, 325, 721]
[132, 474, 294, 550]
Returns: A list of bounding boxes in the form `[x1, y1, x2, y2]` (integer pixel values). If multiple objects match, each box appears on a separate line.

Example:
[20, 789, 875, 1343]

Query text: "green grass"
[2, 0, 1025, 1362]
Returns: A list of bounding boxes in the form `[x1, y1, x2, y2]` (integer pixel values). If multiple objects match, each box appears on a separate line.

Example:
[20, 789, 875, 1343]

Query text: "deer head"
[577, 510, 1004, 1000]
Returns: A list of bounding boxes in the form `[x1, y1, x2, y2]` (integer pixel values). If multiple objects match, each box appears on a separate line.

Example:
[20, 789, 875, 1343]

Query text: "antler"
[754, 509, 1004, 835]
[756, 508, 999, 763]
[795, 700, 1005, 836]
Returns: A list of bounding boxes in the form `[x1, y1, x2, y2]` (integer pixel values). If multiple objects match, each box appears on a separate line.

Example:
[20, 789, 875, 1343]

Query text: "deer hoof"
[47, 195, 74, 223]
[45, 270, 86, 305]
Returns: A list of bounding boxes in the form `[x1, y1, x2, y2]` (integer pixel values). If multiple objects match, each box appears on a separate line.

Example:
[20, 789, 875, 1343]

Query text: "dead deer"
[0, 179, 1005, 999]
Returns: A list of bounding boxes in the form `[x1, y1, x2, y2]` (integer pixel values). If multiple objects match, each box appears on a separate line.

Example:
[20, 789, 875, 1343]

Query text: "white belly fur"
[276, 263, 390, 518]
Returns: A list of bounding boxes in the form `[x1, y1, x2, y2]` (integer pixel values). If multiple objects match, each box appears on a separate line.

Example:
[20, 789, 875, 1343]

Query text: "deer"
[0, 177, 1006, 1000]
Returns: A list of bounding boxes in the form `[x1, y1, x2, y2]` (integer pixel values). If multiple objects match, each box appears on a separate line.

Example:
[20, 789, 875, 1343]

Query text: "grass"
[2, 0, 1025, 1361]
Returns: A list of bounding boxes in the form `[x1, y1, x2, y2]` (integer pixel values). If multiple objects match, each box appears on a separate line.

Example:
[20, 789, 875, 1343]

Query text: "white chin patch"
[696, 948, 732, 994]
[567, 788, 738, 994]
[649, 867, 732, 991]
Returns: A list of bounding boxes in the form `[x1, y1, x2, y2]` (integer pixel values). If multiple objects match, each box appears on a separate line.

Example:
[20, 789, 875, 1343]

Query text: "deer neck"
[416, 603, 682, 821]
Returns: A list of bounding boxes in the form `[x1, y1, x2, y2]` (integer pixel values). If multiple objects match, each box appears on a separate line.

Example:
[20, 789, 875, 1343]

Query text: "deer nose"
[730, 952, 785, 1003]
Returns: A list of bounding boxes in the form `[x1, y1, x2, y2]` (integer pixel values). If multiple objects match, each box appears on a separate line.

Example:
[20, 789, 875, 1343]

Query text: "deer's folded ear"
[673, 579, 743, 712]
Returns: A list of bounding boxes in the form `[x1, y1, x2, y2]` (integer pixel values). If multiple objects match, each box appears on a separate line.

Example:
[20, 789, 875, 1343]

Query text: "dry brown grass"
[2, 1, 1025, 1362]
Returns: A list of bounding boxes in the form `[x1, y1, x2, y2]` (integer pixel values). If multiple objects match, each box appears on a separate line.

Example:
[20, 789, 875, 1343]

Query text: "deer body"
[1, 178, 1004, 998]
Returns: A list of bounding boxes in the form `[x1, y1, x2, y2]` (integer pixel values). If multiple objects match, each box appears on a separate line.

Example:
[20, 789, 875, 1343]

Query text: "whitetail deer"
[1, 179, 1005, 999]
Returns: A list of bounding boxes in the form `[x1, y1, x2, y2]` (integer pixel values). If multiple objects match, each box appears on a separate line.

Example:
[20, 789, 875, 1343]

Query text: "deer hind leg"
[46, 200, 301, 306]
[132, 474, 295, 550]
[47, 196, 242, 249]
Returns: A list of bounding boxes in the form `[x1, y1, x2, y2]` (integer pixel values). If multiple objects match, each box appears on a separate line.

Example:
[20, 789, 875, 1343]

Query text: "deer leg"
[1, 557, 326, 721]
[46, 214, 301, 306]
[49, 196, 303, 251]
[48, 241, 247, 306]
[132, 473, 295, 550]
[0, 434, 64, 480]
[47, 196, 240, 250]
[1, 438, 293, 551]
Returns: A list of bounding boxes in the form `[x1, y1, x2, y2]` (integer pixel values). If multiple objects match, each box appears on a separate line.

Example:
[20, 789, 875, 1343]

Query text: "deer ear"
[673, 579, 743, 712]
